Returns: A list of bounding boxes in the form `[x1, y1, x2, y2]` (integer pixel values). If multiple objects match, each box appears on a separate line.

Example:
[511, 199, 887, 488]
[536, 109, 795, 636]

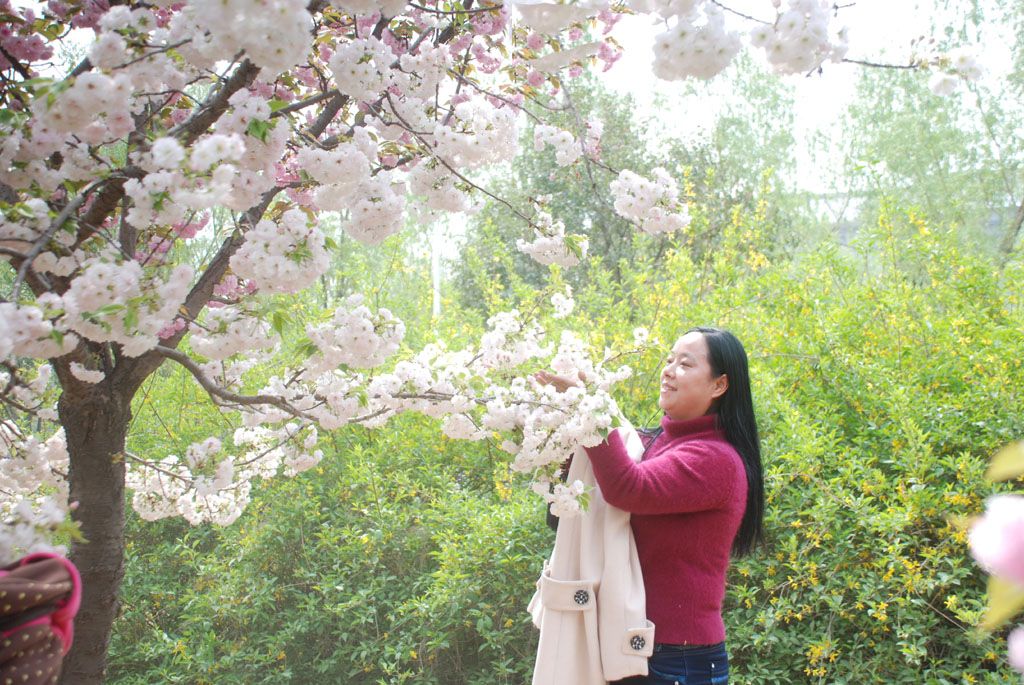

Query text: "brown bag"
[0, 553, 81, 685]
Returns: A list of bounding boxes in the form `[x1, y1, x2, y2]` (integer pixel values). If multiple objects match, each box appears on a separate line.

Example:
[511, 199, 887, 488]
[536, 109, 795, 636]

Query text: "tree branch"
[72, 168, 145, 250]
[271, 88, 340, 118]
[997, 197, 1024, 267]
[0, 42, 33, 80]
[120, 183, 287, 391]
[155, 345, 313, 419]
[8, 175, 117, 299]
[169, 58, 262, 147]
[307, 91, 352, 140]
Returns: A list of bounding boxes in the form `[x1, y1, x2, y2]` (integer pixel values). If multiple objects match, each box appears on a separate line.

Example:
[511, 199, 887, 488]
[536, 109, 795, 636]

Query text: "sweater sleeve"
[585, 429, 742, 515]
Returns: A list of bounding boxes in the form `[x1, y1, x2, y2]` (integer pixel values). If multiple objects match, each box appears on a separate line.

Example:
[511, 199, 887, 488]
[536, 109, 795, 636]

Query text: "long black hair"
[688, 326, 764, 557]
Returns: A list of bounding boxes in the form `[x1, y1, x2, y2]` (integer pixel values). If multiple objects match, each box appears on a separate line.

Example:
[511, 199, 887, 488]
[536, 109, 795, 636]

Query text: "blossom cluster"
[304, 294, 406, 374]
[0, 3, 54, 74]
[0, 424, 70, 566]
[115, 291, 635, 525]
[533, 479, 586, 518]
[32, 71, 134, 145]
[128, 436, 245, 526]
[62, 254, 195, 357]
[127, 289, 634, 525]
[750, 0, 849, 75]
[171, 0, 314, 76]
[408, 159, 481, 214]
[517, 213, 590, 267]
[190, 305, 280, 361]
[534, 125, 581, 167]
[433, 97, 519, 169]
[651, 3, 742, 81]
[229, 209, 330, 293]
[928, 48, 984, 96]
[0, 300, 77, 364]
[610, 168, 692, 235]
[551, 287, 575, 319]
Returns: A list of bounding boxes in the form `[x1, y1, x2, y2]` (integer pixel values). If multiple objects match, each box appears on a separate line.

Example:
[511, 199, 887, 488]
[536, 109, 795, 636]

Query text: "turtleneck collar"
[660, 412, 722, 440]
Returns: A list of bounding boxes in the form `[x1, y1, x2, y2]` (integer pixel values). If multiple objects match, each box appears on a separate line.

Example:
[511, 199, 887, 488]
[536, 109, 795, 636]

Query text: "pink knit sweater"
[584, 413, 747, 645]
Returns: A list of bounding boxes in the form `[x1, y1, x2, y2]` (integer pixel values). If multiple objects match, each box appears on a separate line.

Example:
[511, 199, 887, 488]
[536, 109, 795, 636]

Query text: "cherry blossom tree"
[0, 0, 981, 681]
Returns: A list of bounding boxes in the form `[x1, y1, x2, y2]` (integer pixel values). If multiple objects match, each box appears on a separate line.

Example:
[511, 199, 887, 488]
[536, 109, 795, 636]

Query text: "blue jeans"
[613, 642, 729, 685]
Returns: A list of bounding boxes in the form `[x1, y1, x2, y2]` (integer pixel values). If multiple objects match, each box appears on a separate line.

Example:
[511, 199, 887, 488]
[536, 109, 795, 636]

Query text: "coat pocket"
[619, 620, 655, 657]
[537, 570, 599, 612]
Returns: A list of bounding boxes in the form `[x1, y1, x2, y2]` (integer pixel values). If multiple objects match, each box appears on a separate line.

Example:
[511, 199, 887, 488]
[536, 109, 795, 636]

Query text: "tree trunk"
[56, 383, 133, 685]
[997, 197, 1024, 268]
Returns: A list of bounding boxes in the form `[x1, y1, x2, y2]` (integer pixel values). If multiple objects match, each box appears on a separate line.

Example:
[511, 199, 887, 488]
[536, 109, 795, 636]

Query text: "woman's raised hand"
[532, 369, 584, 393]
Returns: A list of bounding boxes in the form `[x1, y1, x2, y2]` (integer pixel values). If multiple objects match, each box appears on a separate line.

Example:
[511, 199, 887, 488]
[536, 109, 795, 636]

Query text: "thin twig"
[750, 352, 820, 363]
[409, 1, 504, 14]
[841, 57, 921, 70]
[708, 1, 773, 24]
[116, 39, 191, 71]
[124, 452, 192, 483]
[559, 84, 622, 216]
[383, 90, 538, 226]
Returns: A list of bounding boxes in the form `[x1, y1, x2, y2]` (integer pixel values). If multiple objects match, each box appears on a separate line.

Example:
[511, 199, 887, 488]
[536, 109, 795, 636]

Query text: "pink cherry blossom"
[970, 495, 1024, 587]
[1009, 626, 1024, 671]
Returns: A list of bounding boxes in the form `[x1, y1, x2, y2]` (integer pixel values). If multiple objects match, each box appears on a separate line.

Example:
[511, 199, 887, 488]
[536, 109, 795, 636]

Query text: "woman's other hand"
[532, 369, 584, 393]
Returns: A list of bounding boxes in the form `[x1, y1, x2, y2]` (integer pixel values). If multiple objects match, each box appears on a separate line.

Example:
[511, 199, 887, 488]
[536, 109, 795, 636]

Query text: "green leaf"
[563, 234, 585, 260]
[271, 310, 291, 336]
[92, 303, 125, 317]
[124, 306, 139, 331]
[295, 340, 319, 358]
[0, 108, 27, 127]
[246, 119, 275, 143]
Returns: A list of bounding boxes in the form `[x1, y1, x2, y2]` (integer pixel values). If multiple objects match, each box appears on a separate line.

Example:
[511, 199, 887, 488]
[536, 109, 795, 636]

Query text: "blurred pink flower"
[1009, 626, 1024, 671]
[970, 495, 1024, 587]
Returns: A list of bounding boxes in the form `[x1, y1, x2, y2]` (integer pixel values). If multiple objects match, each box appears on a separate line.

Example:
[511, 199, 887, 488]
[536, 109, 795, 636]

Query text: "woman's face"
[658, 331, 729, 421]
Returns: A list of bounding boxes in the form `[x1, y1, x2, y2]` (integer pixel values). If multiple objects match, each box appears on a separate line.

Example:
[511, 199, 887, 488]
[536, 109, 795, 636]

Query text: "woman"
[536, 326, 764, 685]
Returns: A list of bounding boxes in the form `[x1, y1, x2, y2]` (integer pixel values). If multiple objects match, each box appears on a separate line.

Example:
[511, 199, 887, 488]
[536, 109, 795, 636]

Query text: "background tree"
[452, 56, 806, 312]
[827, 0, 1024, 260]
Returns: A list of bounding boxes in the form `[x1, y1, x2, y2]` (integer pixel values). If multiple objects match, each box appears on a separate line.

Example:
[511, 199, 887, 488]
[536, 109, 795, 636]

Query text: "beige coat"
[528, 424, 654, 684]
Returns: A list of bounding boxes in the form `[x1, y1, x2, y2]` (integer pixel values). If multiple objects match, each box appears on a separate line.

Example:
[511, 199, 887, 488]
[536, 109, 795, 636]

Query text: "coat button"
[573, 590, 589, 605]
[630, 635, 646, 650]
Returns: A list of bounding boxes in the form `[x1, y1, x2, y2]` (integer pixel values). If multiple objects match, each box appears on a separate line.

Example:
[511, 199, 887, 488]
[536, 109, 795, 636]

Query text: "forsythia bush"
[109, 202, 1024, 682]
